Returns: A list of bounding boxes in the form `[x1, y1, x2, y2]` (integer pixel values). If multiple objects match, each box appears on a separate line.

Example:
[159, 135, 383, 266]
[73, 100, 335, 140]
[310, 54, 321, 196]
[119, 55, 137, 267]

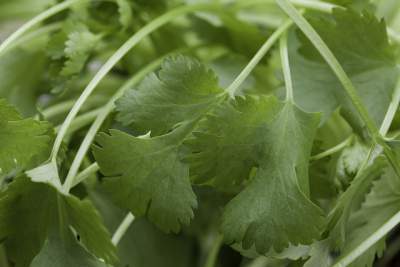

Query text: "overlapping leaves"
[94, 55, 325, 253]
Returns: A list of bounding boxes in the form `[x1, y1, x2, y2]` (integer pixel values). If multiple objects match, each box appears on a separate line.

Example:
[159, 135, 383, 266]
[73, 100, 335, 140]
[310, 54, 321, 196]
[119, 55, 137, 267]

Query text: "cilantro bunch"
[1, 0, 400, 266]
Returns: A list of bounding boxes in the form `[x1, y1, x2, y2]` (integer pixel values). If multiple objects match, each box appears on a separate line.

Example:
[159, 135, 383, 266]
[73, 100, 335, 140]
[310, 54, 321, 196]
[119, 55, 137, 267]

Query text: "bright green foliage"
[0, 99, 52, 176]
[291, 8, 399, 128]
[116, 56, 224, 136]
[0, 176, 116, 267]
[221, 100, 325, 253]
[93, 125, 197, 233]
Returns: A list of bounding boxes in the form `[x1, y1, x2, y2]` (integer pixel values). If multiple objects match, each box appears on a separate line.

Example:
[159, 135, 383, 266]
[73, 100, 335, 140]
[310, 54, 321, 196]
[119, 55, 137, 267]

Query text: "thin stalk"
[62, 53, 171, 193]
[111, 213, 135, 245]
[71, 162, 99, 188]
[333, 210, 400, 267]
[203, 234, 224, 267]
[226, 19, 294, 97]
[3, 22, 62, 54]
[380, 79, 400, 136]
[55, 108, 101, 134]
[235, 0, 337, 13]
[279, 32, 294, 102]
[311, 136, 352, 161]
[52, 3, 221, 165]
[0, 0, 80, 55]
[38, 96, 107, 120]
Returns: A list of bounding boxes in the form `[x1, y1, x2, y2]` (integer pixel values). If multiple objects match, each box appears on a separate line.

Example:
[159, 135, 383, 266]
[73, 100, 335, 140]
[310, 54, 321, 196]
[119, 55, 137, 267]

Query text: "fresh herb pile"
[1, 0, 400, 266]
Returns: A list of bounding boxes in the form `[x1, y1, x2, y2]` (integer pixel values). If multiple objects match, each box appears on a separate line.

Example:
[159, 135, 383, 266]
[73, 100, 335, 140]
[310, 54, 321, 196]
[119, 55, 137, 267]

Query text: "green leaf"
[210, 97, 326, 253]
[93, 124, 198, 233]
[185, 96, 280, 189]
[61, 29, 101, 76]
[115, 55, 224, 136]
[290, 9, 399, 129]
[0, 99, 52, 177]
[0, 176, 116, 266]
[30, 230, 107, 267]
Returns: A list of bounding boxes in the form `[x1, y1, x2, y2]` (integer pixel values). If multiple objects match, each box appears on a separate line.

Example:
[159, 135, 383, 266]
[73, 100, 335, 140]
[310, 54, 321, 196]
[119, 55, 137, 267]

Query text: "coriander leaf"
[185, 96, 280, 189]
[61, 29, 101, 77]
[30, 229, 107, 267]
[93, 124, 197, 233]
[115, 55, 224, 136]
[0, 99, 52, 177]
[0, 176, 116, 266]
[215, 97, 325, 253]
[291, 9, 399, 129]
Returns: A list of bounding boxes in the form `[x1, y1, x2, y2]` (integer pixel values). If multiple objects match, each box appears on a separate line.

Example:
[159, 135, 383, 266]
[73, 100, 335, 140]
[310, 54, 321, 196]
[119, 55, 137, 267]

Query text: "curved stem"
[52, 3, 221, 164]
[333, 210, 400, 267]
[311, 136, 352, 161]
[203, 234, 224, 267]
[279, 32, 294, 103]
[0, 0, 80, 56]
[226, 19, 294, 97]
[71, 162, 99, 188]
[3, 22, 62, 55]
[111, 213, 135, 245]
[380, 78, 400, 136]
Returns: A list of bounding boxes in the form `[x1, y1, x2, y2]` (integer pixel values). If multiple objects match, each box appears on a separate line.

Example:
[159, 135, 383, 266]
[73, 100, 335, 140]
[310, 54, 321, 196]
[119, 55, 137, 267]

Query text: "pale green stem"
[311, 136, 352, 161]
[37, 100, 77, 120]
[388, 28, 400, 44]
[226, 19, 294, 97]
[112, 212, 135, 245]
[2, 22, 62, 55]
[380, 79, 400, 136]
[235, 0, 337, 13]
[62, 54, 171, 193]
[71, 162, 99, 188]
[333, 210, 400, 267]
[55, 108, 101, 134]
[52, 3, 221, 165]
[204, 234, 224, 267]
[0, 0, 80, 55]
[279, 32, 294, 102]
[38, 96, 107, 120]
